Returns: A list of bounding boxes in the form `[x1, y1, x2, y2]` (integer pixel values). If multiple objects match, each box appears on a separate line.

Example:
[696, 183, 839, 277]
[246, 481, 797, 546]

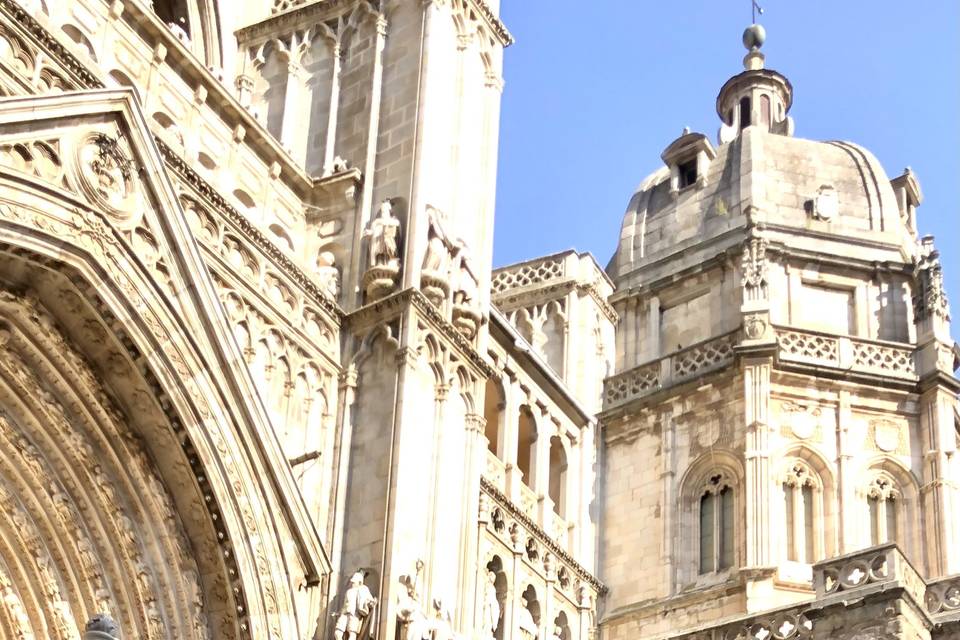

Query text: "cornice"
[0, 0, 105, 90]
[345, 288, 494, 378]
[480, 477, 605, 593]
[235, 0, 374, 45]
[464, 0, 514, 47]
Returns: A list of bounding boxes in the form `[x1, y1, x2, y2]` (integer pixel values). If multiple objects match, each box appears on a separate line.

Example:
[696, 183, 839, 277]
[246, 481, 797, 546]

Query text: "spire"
[716, 24, 794, 143]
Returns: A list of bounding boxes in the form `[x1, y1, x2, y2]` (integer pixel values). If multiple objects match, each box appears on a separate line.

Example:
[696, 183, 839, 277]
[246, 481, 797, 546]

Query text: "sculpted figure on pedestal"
[420, 206, 453, 308]
[480, 570, 501, 638]
[451, 240, 482, 339]
[335, 570, 377, 640]
[362, 200, 401, 301]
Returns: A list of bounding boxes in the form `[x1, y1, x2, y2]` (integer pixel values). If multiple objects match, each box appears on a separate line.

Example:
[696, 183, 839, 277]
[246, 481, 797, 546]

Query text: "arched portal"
[0, 284, 216, 639]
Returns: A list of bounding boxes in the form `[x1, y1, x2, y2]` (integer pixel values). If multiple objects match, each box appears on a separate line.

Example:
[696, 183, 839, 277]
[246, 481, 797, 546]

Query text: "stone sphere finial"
[83, 614, 120, 640]
[742, 24, 766, 51]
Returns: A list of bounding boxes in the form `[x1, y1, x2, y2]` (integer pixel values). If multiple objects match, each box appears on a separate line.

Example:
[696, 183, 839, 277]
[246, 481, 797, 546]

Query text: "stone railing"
[813, 543, 926, 607]
[925, 574, 960, 617]
[484, 450, 507, 492]
[603, 331, 737, 409]
[519, 482, 538, 520]
[776, 328, 916, 380]
[667, 603, 814, 640]
[491, 256, 565, 295]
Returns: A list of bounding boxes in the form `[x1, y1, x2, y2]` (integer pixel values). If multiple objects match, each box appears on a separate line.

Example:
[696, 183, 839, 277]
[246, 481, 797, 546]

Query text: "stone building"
[0, 1, 954, 639]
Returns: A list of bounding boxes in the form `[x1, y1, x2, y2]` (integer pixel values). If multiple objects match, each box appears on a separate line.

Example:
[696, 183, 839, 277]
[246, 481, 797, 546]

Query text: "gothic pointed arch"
[0, 89, 330, 638]
[677, 450, 744, 585]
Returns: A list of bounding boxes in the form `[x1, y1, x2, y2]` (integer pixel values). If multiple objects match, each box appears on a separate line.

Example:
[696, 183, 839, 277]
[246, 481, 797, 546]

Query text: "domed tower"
[600, 25, 959, 639]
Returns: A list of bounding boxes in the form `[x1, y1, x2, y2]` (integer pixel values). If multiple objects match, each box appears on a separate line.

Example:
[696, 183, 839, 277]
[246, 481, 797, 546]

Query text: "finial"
[682, 126, 691, 135]
[742, 23, 766, 51]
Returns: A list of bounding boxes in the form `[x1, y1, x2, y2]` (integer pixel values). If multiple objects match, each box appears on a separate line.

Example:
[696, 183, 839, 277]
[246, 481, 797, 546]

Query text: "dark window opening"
[678, 159, 698, 189]
[153, 0, 191, 35]
[760, 94, 771, 127]
[739, 96, 751, 131]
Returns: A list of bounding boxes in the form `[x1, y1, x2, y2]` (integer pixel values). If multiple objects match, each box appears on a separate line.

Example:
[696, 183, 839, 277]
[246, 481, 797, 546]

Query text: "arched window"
[760, 94, 771, 127]
[866, 474, 901, 545]
[782, 461, 821, 563]
[698, 473, 735, 574]
[739, 96, 751, 131]
[483, 379, 505, 458]
[517, 406, 536, 489]
[484, 556, 507, 640]
[548, 435, 567, 517]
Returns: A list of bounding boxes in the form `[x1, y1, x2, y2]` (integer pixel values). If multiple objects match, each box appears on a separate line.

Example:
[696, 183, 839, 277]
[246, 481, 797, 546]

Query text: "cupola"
[716, 24, 794, 143]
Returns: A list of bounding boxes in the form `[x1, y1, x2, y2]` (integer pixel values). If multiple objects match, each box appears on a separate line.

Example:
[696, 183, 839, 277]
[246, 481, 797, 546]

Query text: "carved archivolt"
[0, 291, 211, 640]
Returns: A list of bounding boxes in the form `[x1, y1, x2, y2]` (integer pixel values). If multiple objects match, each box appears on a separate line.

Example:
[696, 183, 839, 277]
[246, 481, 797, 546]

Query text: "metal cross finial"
[752, 0, 764, 23]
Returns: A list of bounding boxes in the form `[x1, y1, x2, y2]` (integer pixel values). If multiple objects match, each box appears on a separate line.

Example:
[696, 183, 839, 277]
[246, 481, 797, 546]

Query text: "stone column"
[743, 356, 772, 569]
[456, 412, 486, 630]
[836, 390, 857, 553]
[279, 58, 309, 165]
[322, 40, 344, 175]
[919, 386, 960, 576]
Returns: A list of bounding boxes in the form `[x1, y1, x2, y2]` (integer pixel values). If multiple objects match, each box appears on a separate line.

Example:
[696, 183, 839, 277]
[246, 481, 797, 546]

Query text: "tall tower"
[599, 24, 959, 638]
[239, 2, 514, 639]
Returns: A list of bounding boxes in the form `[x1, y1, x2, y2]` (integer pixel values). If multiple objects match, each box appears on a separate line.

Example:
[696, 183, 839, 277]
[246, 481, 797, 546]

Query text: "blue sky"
[493, 1, 959, 328]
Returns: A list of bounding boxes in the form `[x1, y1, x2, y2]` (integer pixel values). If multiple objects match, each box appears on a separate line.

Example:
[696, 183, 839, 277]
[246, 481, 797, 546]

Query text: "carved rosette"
[71, 131, 141, 227]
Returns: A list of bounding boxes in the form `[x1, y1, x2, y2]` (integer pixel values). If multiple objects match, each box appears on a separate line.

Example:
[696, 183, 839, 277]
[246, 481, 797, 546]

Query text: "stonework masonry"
[0, 2, 954, 640]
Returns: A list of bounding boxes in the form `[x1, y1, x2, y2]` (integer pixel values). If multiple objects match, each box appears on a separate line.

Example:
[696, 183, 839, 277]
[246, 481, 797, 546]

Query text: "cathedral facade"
[0, 1, 955, 640]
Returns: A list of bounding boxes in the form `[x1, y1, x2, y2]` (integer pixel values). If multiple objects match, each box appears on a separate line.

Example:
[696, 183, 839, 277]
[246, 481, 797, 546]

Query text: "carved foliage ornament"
[740, 236, 768, 300]
[914, 238, 951, 322]
[73, 131, 141, 225]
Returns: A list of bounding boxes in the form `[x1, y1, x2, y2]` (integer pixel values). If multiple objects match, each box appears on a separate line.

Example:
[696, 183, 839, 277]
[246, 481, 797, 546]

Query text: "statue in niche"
[362, 200, 402, 301]
[317, 250, 341, 300]
[420, 206, 454, 308]
[517, 597, 538, 640]
[334, 570, 377, 640]
[480, 570, 501, 639]
[549, 625, 564, 640]
[397, 560, 429, 640]
[367, 200, 401, 269]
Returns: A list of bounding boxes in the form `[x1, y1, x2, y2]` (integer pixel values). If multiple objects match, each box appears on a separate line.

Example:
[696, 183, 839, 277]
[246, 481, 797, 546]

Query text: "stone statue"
[420, 206, 453, 307]
[517, 597, 538, 640]
[450, 238, 482, 338]
[317, 250, 340, 299]
[365, 200, 401, 269]
[334, 570, 377, 640]
[428, 598, 454, 640]
[362, 200, 402, 301]
[397, 561, 428, 640]
[549, 625, 563, 640]
[451, 239, 478, 305]
[2, 580, 32, 639]
[480, 570, 500, 638]
[83, 613, 120, 640]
